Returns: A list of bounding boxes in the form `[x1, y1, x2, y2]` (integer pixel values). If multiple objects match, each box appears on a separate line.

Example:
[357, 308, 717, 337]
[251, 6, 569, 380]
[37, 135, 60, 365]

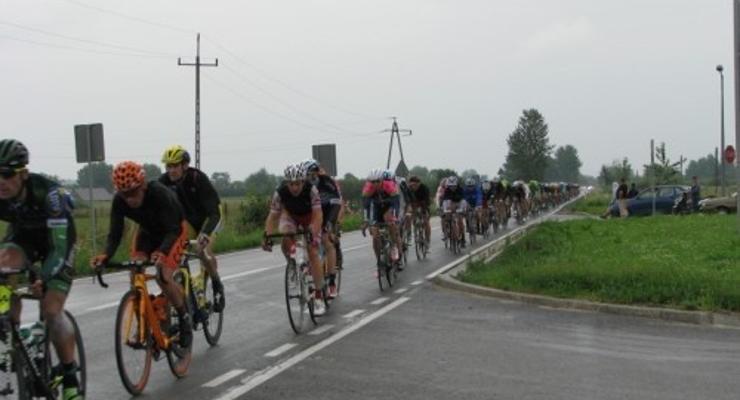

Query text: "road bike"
[0, 267, 86, 400]
[411, 208, 429, 260]
[96, 260, 192, 395]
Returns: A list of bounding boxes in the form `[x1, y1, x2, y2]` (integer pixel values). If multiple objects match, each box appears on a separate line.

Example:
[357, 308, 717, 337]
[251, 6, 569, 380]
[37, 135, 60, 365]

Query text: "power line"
[0, 33, 171, 59]
[56, 0, 195, 35]
[0, 20, 178, 57]
[202, 35, 384, 120]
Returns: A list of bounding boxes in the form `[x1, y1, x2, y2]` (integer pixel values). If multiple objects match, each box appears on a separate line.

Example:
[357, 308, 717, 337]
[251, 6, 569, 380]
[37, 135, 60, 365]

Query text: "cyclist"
[91, 161, 192, 348]
[439, 176, 466, 247]
[528, 180, 540, 214]
[511, 180, 529, 221]
[159, 145, 225, 312]
[406, 175, 431, 247]
[462, 178, 482, 238]
[261, 163, 326, 315]
[303, 159, 342, 299]
[480, 180, 493, 232]
[0, 139, 83, 400]
[390, 171, 413, 255]
[361, 168, 402, 269]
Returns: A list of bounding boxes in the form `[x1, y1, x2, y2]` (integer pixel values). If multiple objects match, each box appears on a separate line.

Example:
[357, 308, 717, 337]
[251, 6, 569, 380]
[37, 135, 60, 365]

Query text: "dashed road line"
[394, 288, 408, 294]
[342, 309, 365, 319]
[308, 324, 335, 336]
[264, 343, 298, 358]
[203, 369, 247, 388]
[411, 280, 423, 286]
[215, 297, 410, 399]
[370, 297, 389, 305]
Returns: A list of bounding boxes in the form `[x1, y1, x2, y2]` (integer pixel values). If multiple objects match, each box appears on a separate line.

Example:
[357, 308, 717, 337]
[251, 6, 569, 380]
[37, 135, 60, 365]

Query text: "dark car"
[609, 185, 690, 217]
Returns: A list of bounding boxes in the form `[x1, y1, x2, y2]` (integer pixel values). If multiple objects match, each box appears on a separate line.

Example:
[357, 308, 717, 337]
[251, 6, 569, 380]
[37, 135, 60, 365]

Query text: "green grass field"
[460, 214, 740, 312]
[566, 190, 612, 216]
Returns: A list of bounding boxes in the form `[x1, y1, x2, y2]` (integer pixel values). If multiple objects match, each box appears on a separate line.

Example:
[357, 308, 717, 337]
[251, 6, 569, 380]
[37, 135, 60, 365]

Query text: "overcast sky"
[0, 0, 736, 181]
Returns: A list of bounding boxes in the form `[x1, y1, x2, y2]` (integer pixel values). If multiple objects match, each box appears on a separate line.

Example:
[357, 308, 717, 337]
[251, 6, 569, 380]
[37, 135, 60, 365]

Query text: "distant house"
[72, 187, 113, 202]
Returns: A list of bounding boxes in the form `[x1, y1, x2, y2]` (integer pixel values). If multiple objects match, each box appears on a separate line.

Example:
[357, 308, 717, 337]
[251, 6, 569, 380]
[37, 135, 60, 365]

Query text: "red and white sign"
[725, 145, 736, 164]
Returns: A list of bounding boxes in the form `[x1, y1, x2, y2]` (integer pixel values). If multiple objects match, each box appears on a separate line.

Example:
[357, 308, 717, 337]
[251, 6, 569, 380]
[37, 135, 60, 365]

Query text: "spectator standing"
[617, 178, 629, 218]
[690, 176, 701, 212]
[628, 183, 639, 198]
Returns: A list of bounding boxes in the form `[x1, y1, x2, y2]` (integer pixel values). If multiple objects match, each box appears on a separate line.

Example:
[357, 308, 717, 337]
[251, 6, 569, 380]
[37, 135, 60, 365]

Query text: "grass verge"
[459, 214, 740, 312]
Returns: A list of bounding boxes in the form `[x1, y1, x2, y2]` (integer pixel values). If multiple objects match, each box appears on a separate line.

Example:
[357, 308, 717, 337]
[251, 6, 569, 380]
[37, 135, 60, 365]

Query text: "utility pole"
[178, 33, 218, 169]
[734, 0, 740, 232]
[381, 117, 412, 172]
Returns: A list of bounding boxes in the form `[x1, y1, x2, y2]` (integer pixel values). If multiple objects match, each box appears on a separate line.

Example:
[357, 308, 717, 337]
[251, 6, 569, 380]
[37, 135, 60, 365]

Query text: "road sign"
[395, 159, 409, 177]
[312, 144, 337, 177]
[725, 145, 736, 164]
[74, 123, 105, 163]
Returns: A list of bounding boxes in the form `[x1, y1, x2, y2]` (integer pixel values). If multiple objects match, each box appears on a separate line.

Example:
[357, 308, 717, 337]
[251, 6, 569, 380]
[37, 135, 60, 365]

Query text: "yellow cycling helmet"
[161, 145, 191, 164]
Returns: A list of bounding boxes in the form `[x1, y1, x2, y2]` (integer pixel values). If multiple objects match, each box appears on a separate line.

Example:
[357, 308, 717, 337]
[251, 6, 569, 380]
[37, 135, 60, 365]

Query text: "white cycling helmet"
[284, 163, 307, 181]
[367, 168, 384, 181]
[446, 176, 459, 187]
[465, 177, 476, 186]
[382, 169, 394, 181]
[301, 158, 320, 174]
[482, 181, 491, 191]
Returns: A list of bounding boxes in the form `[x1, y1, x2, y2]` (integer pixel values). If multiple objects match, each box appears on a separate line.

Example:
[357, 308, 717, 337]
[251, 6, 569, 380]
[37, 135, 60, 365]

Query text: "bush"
[239, 195, 271, 232]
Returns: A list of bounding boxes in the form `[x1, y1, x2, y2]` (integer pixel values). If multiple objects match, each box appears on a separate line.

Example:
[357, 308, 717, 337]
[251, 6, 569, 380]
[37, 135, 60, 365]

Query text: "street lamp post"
[717, 64, 726, 196]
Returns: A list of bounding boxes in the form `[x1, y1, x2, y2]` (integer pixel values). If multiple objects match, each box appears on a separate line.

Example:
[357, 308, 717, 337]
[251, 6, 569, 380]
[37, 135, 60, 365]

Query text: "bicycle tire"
[285, 261, 307, 334]
[114, 290, 152, 396]
[334, 239, 343, 296]
[12, 345, 31, 399]
[202, 273, 224, 346]
[44, 310, 86, 398]
[166, 304, 192, 378]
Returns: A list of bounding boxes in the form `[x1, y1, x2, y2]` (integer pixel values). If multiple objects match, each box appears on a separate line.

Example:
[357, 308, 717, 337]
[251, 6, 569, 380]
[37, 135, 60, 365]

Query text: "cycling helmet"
[367, 168, 384, 181]
[302, 158, 320, 174]
[465, 177, 476, 186]
[0, 139, 29, 168]
[446, 176, 459, 187]
[112, 161, 145, 192]
[161, 145, 191, 164]
[492, 176, 501, 183]
[382, 169, 394, 181]
[482, 181, 491, 191]
[284, 163, 306, 181]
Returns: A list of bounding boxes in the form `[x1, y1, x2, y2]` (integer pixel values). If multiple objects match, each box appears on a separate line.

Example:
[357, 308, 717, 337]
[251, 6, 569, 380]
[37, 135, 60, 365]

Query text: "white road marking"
[394, 288, 408, 294]
[370, 297, 389, 305]
[342, 309, 365, 319]
[215, 297, 410, 400]
[203, 369, 247, 388]
[264, 343, 298, 358]
[222, 265, 281, 282]
[411, 280, 423, 286]
[308, 324, 335, 336]
[85, 301, 119, 313]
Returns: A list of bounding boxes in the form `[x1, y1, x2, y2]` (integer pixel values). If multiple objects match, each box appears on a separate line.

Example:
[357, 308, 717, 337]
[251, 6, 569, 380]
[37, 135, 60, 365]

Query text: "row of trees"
[597, 142, 739, 190]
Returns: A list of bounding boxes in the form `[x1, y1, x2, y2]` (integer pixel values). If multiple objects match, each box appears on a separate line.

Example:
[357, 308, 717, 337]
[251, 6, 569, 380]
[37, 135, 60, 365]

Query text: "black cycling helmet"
[0, 139, 29, 168]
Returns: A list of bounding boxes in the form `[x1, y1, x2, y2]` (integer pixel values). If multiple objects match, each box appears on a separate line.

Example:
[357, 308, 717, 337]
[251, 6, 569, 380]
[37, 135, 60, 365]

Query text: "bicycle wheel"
[115, 290, 152, 396]
[166, 302, 192, 378]
[377, 246, 390, 292]
[202, 273, 224, 346]
[285, 260, 307, 334]
[414, 224, 422, 261]
[334, 239, 343, 296]
[45, 310, 86, 398]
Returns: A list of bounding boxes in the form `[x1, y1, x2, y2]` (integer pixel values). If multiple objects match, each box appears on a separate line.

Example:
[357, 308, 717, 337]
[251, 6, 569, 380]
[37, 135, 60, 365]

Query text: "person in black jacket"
[407, 175, 431, 246]
[160, 145, 225, 312]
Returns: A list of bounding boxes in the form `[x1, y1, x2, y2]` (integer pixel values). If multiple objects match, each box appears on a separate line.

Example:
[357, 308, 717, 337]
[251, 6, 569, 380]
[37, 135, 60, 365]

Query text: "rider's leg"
[423, 209, 431, 244]
[307, 241, 324, 291]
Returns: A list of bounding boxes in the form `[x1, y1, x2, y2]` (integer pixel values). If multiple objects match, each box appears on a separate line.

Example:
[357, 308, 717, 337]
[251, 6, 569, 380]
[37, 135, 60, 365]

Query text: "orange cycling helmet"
[112, 161, 145, 192]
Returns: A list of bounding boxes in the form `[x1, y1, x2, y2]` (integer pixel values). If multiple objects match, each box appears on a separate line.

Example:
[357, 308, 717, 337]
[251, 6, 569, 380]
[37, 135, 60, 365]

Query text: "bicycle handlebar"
[93, 260, 156, 289]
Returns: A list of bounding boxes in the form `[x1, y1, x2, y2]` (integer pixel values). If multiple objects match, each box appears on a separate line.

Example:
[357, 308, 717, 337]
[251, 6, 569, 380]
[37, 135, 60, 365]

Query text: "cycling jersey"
[0, 173, 75, 293]
[159, 167, 222, 236]
[409, 183, 431, 209]
[441, 185, 464, 202]
[362, 180, 400, 223]
[491, 182, 506, 200]
[271, 182, 322, 216]
[462, 185, 483, 208]
[312, 174, 342, 228]
[105, 181, 184, 261]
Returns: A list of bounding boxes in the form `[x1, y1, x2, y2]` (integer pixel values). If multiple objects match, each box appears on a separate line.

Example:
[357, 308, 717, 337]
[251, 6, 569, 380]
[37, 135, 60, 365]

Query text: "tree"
[685, 153, 719, 185]
[547, 145, 582, 182]
[503, 109, 554, 181]
[76, 162, 114, 191]
[211, 172, 231, 194]
[244, 168, 280, 197]
[460, 169, 479, 180]
[598, 158, 634, 189]
[642, 142, 681, 185]
[337, 173, 362, 208]
[409, 165, 429, 180]
[142, 163, 162, 181]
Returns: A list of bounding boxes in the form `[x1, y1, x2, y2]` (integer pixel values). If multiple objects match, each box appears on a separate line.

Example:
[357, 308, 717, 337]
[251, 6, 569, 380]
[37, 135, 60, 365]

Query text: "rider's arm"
[195, 171, 223, 236]
[264, 192, 283, 236]
[41, 188, 75, 282]
[105, 196, 126, 260]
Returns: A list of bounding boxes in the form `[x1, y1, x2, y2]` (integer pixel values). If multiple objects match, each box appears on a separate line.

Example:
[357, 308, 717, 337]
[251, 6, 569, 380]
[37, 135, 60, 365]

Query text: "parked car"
[608, 185, 690, 217]
[698, 192, 737, 214]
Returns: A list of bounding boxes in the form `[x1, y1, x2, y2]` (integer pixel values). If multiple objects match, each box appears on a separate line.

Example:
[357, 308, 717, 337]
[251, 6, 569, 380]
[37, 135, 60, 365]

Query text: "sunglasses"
[370, 180, 380, 184]
[0, 167, 25, 179]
